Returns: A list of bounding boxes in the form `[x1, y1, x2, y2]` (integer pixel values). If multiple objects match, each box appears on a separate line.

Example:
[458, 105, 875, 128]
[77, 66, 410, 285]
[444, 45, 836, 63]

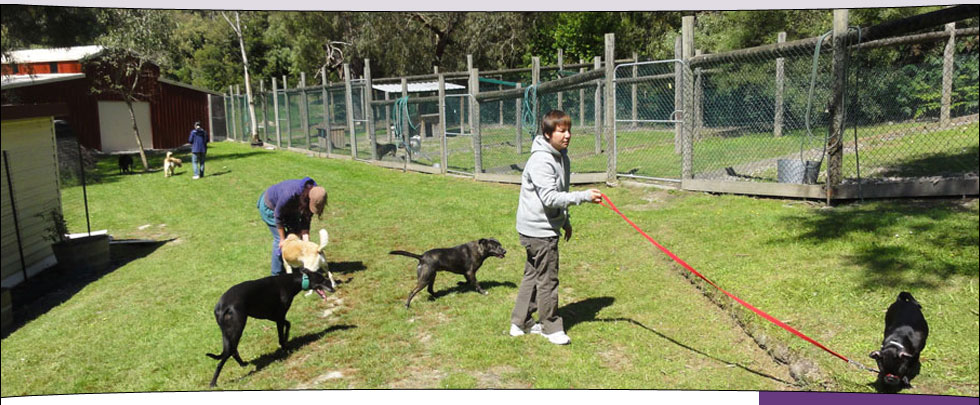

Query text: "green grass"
[5, 141, 974, 395]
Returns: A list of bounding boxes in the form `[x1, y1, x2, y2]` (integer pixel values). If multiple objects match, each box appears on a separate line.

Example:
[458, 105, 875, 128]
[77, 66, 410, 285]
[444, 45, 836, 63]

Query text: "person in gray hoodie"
[510, 110, 602, 345]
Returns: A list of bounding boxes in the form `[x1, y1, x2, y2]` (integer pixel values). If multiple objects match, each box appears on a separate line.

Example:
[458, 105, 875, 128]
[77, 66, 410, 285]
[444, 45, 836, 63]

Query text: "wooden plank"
[834, 179, 979, 199]
[474, 172, 607, 185]
[682, 179, 827, 199]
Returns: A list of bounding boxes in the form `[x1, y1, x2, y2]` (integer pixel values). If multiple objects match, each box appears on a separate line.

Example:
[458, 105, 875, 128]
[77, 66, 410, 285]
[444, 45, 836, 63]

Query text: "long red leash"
[598, 193, 876, 373]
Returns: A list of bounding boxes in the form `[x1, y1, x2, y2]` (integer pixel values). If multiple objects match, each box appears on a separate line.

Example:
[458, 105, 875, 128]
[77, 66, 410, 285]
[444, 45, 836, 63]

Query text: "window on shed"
[49, 62, 59, 73]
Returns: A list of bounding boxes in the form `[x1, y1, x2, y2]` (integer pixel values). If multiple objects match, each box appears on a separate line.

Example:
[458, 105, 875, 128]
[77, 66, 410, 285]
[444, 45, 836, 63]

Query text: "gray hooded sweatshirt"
[516, 135, 592, 238]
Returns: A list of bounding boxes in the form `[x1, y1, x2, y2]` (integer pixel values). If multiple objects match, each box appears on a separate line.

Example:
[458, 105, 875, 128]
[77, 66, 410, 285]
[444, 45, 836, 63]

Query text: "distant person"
[257, 177, 328, 276]
[188, 121, 208, 179]
[509, 110, 602, 345]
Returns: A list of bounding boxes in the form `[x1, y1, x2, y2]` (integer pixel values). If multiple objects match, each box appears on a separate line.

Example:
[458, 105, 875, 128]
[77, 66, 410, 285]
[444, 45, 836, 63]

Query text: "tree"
[221, 11, 261, 145]
[89, 9, 173, 171]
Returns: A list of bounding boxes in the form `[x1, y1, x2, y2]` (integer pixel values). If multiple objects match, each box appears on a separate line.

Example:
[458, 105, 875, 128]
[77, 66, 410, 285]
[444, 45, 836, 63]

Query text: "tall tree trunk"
[223, 12, 260, 145]
[125, 98, 149, 171]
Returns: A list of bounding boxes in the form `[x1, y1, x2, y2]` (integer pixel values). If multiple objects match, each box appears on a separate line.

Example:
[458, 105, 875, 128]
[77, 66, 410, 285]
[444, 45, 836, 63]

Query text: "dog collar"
[301, 273, 310, 291]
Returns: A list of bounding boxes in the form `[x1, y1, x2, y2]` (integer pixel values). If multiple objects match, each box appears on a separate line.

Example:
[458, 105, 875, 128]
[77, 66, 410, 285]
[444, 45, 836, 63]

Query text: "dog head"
[870, 341, 915, 392]
[479, 238, 507, 259]
[301, 268, 335, 298]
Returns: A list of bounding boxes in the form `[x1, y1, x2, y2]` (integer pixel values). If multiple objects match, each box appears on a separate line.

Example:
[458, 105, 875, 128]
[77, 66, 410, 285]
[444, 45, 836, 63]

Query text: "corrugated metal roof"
[1, 73, 86, 90]
[372, 81, 465, 94]
[1, 45, 103, 64]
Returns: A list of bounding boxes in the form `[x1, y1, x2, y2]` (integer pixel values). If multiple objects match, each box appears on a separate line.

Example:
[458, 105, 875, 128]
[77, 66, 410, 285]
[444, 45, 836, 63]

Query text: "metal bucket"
[777, 159, 821, 184]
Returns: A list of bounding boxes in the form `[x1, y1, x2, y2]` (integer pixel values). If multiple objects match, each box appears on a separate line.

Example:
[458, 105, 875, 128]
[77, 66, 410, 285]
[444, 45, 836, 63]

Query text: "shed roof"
[372, 81, 465, 94]
[1, 45, 104, 64]
[1, 73, 86, 90]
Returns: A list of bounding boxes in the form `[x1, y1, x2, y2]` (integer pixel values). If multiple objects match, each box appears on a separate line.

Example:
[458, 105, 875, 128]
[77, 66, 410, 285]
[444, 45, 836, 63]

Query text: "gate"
[208, 94, 228, 142]
[613, 59, 690, 182]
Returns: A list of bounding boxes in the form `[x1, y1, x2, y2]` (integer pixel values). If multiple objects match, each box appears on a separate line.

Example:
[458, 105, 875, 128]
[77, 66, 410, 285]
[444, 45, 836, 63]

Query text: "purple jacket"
[263, 177, 317, 230]
[188, 128, 208, 153]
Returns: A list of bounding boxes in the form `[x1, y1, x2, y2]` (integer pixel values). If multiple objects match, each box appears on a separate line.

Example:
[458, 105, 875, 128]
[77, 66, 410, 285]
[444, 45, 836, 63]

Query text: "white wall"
[97, 100, 153, 153]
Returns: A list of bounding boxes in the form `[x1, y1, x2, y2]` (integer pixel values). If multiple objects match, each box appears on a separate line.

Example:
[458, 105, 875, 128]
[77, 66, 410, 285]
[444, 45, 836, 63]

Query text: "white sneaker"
[509, 324, 526, 337]
[543, 330, 571, 345]
[529, 323, 543, 335]
[192, 175, 200, 179]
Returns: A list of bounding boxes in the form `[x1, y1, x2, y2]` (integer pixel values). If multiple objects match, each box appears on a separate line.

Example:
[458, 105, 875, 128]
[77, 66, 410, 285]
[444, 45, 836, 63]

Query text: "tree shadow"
[3, 239, 173, 338]
[591, 317, 794, 386]
[770, 199, 977, 290]
[877, 145, 978, 178]
[202, 150, 268, 164]
[206, 170, 232, 177]
[241, 324, 357, 377]
[558, 296, 616, 332]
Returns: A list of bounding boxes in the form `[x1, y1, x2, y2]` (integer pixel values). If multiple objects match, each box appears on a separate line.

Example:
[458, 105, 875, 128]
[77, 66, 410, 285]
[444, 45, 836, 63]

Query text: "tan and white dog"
[281, 228, 336, 290]
[163, 151, 183, 177]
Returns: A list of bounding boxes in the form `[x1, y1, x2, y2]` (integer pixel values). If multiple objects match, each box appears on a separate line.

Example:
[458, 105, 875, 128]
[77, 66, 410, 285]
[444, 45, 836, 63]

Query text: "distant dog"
[163, 151, 183, 177]
[206, 269, 334, 387]
[870, 291, 929, 392]
[390, 238, 507, 308]
[376, 143, 398, 158]
[280, 229, 336, 290]
[118, 154, 134, 174]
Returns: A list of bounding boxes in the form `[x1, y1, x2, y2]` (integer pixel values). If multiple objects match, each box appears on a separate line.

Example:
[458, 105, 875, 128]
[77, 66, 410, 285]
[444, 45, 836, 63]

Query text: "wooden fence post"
[604, 33, 616, 184]
[594, 56, 602, 155]
[384, 91, 392, 142]
[272, 79, 281, 147]
[401, 78, 409, 162]
[694, 49, 703, 140]
[282, 75, 291, 149]
[674, 35, 683, 155]
[516, 82, 523, 155]
[365, 58, 377, 160]
[682, 15, 694, 180]
[941, 22, 955, 126]
[260, 80, 268, 142]
[579, 58, 586, 128]
[344, 64, 356, 158]
[631, 51, 638, 129]
[228, 85, 237, 141]
[300, 72, 310, 149]
[470, 68, 482, 173]
[438, 74, 448, 174]
[557, 48, 564, 110]
[774, 31, 787, 138]
[321, 67, 332, 155]
[464, 55, 473, 132]
[827, 9, 849, 202]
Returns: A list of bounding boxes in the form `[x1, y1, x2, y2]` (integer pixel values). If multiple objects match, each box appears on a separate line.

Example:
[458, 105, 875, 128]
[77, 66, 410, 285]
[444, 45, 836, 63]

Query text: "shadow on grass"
[329, 261, 366, 275]
[877, 145, 979, 178]
[431, 280, 517, 298]
[244, 324, 357, 375]
[593, 317, 794, 386]
[773, 199, 978, 289]
[560, 296, 616, 332]
[3, 239, 173, 339]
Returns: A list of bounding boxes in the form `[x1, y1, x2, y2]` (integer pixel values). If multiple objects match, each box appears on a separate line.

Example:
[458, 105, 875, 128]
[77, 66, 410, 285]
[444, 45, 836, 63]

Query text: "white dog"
[280, 228, 336, 290]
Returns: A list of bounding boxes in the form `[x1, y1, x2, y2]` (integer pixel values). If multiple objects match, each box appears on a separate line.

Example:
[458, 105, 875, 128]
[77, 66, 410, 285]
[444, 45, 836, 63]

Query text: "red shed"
[1, 46, 221, 153]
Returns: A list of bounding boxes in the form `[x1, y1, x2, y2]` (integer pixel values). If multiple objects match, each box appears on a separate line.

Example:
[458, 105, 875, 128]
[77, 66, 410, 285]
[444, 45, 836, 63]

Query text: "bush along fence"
[215, 6, 979, 201]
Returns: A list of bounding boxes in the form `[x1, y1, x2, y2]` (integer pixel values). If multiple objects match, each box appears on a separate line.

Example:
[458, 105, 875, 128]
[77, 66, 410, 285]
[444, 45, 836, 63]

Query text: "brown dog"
[281, 228, 336, 289]
[163, 151, 183, 177]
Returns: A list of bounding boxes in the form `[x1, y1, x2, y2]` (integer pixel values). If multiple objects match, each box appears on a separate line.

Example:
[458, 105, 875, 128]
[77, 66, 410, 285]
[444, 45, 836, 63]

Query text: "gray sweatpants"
[510, 234, 563, 335]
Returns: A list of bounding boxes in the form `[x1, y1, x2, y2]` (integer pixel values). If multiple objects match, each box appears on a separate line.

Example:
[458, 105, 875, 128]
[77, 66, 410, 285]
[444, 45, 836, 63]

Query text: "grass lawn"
[3, 141, 975, 395]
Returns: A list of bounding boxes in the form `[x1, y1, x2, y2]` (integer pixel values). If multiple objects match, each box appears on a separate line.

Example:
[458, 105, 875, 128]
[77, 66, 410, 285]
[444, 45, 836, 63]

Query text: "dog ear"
[869, 350, 881, 359]
[899, 352, 912, 359]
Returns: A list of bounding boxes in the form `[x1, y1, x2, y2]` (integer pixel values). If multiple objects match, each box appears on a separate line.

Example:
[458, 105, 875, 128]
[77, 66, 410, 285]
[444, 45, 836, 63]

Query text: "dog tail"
[389, 250, 422, 260]
[318, 229, 329, 250]
[898, 291, 920, 307]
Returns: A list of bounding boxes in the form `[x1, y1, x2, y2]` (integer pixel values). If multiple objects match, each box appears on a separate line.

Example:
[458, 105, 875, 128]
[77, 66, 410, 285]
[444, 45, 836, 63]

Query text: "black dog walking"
[870, 291, 929, 392]
[390, 238, 507, 308]
[206, 269, 334, 387]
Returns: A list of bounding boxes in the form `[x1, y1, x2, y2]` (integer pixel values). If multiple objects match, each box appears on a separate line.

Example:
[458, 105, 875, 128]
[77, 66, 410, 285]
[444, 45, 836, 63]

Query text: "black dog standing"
[118, 154, 133, 174]
[870, 291, 929, 392]
[206, 269, 334, 387]
[390, 238, 507, 308]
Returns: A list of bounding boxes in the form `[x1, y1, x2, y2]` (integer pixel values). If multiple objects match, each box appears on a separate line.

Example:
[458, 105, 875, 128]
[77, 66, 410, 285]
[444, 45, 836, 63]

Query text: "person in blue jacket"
[257, 177, 328, 275]
[188, 121, 208, 179]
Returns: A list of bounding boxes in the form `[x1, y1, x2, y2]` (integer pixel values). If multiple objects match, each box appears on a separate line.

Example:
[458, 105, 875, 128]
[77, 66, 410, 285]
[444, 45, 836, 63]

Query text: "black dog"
[390, 238, 507, 308]
[118, 154, 133, 174]
[376, 143, 398, 158]
[206, 268, 334, 387]
[870, 291, 929, 392]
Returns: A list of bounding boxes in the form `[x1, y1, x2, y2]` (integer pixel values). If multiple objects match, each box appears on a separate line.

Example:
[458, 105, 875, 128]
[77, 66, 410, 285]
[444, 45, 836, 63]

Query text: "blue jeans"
[192, 152, 206, 177]
[257, 192, 284, 275]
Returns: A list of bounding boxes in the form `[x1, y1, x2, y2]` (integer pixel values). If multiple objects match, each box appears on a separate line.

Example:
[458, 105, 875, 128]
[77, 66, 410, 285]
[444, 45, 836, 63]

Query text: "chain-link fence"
[220, 9, 977, 199]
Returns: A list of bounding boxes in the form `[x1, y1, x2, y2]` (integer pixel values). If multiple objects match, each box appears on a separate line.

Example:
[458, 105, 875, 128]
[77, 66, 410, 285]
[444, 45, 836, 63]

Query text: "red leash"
[599, 193, 877, 372]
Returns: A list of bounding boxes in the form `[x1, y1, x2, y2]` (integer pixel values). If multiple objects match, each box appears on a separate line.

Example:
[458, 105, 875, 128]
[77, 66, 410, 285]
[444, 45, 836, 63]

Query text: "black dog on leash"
[870, 291, 929, 392]
[118, 154, 134, 174]
[390, 238, 507, 308]
[206, 269, 334, 387]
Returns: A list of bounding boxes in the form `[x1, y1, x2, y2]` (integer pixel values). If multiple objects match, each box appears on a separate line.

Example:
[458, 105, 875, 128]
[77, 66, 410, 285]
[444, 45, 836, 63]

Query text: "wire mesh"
[614, 60, 686, 180]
